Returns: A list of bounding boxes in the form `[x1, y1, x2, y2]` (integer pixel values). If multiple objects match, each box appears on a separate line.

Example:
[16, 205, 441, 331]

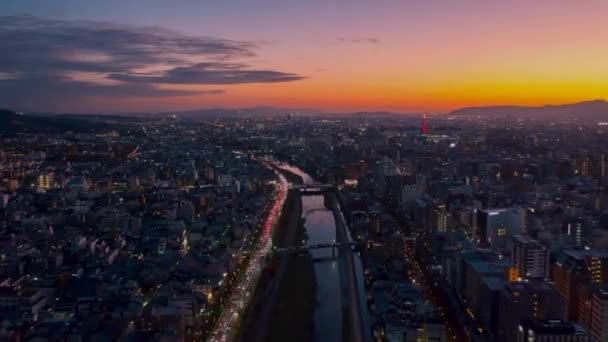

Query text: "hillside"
[0, 109, 113, 134]
[448, 100, 608, 121]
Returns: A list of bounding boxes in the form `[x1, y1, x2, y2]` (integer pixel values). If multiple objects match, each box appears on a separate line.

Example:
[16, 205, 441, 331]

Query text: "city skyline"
[2, 1, 608, 113]
[4, 3, 608, 342]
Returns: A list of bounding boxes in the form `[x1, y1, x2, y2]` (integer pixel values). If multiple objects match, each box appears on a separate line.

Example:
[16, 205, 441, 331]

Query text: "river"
[278, 164, 371, 342]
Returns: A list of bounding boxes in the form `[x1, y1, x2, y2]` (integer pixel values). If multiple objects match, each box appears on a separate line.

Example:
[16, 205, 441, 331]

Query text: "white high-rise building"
[511, 235, 550, 280]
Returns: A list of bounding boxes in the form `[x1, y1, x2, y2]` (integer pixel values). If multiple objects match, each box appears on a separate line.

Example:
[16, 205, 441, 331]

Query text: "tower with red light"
[421, 113, 427, 135]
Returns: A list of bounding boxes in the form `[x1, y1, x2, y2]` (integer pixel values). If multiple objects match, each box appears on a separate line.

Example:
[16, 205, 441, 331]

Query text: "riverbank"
[275, 164, 367, 342]
[238, 168, 316, 342]
[265, 169, 316, 342]
[327, 192, 365, 342]
[265, 216, 316, 342]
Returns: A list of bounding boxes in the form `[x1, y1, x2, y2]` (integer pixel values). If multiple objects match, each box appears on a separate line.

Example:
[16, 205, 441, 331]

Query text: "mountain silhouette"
[449, 100, 608, 120]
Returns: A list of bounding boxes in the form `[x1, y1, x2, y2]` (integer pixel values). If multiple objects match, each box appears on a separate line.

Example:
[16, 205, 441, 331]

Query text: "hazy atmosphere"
[2, 1, 607, 113]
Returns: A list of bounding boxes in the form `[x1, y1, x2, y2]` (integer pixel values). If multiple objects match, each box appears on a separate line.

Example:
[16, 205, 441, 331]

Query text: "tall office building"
[378, 157, 404, 211]
[477, 207, 525, 249]
[498, 281, 565, 342]
[571, 155, 591, 177]
[589, 287, 608, 342]
[565, 217, 585, 247]
[511, 235, 550, 280]
[431, 203, 448, 233]
[369, 211, 381, 236]
[459, 250, 512, 336]
[36, 172, 54, 193]
[552, 249, 608, 322]
[385, 174, 404, 211]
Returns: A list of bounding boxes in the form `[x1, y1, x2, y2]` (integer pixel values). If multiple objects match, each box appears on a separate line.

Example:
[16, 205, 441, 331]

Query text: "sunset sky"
[1, 0, 607, 113]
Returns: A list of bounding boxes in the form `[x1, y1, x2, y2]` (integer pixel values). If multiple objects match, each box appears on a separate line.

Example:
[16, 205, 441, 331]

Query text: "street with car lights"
[208, 168, 288, 342]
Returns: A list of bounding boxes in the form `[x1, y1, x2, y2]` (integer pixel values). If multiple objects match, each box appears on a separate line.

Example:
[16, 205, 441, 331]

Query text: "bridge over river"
[274, 241, 359, 262]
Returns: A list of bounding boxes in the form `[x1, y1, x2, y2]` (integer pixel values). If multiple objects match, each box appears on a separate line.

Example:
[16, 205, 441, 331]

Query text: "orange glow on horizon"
[15, 1, 607, 113]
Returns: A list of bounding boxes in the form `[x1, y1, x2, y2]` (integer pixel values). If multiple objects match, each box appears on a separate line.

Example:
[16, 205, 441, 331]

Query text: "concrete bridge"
[274, 241, 359, 261]
[274, 241, 358, 255]
[289, 183, 335, 194]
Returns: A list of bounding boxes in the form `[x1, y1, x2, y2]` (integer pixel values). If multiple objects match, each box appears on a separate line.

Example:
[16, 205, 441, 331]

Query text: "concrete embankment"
[327, 192, 365, 342]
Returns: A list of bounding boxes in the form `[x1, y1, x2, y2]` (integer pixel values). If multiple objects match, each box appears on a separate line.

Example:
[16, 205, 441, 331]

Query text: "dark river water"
[278, 164, 371, 342]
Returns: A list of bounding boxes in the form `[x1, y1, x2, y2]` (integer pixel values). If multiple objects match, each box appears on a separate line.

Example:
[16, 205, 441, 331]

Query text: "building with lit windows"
[565, 217, 585, 247]
[497, 282, 564, 342]
[511, 235, 550, 280]
[571, 155, 591, 177]
[431, 204, 448, 233]
[36, 172, 54, 193]
[477, 207, 525, 249]
[552, 249, 608, 322]
[588, 287, 608, 342]
[458, 250, 511, 337]
[517, 320, 590, 342]
[369, 211, 381, 236]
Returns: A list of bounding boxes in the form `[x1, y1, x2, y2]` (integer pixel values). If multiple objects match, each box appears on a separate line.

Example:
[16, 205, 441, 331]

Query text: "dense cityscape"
[0, 110, 607, 342]
[2, 2, 608, 342]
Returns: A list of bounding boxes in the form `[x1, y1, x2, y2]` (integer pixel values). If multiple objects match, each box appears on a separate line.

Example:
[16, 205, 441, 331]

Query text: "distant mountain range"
[447, 100, 608, 120]
[153, 106, 320, 119]
[0, 109, 113, 134]
[2, 100, 608, 132]
[143, 100, 608, 120]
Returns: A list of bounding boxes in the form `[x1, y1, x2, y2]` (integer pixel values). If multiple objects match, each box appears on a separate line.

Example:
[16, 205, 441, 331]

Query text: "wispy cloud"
[0, 16, 303, 108]
[108, 63, 304, 84]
